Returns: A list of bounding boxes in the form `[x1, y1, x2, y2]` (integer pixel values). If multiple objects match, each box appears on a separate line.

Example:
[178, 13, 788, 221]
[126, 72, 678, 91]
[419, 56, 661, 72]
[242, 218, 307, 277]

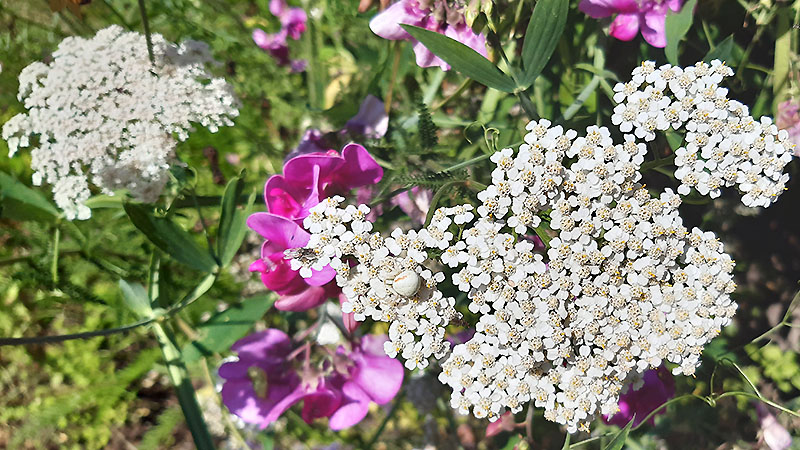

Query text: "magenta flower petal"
[247, 212, 309, 252]
[339, 293, 360, 333]
[641, 9, 668, 48]
[229, 329, 292, 362]
[369, 0, 424, 40]
[301, 382, 342, 423]
[579, 0, 640, 16]
[609, 12, 641, 41]
[282, 8, 308, 40]
[351, 335, 404, 404]
[269, 0, 287, 17]
[274, 284, 329, 311]
[336, 143, 384, 189]
[328, 381, 372, 430]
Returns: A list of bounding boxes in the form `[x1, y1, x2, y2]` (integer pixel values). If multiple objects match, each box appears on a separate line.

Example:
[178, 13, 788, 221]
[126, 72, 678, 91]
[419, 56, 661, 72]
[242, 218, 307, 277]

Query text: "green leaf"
[603, 417, 634, 450]
[703, 34, 735, 63]
[665, 130, 684, 151]
[182, 294, 275, 363]
[561, 432, 570, 450]
[664, 0, 698, 65]
[533, 221, 554, 248]
[401, 24, 517, 93]
[0, 171, 59, 222]
[217, 173, 256, 267]
[119, 279, 153, 318]
[519, 0, 569, 89]
[124, 202, 218, 273]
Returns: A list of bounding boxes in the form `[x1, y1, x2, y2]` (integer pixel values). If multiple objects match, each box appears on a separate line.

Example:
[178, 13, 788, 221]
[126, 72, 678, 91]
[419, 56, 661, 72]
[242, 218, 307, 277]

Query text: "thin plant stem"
[367, 392, 405, 448]
[385, 42, 403, 116]
[525, 401, 535, 445]
[50, 226, 60, 284]
[137, 0, 155, 65]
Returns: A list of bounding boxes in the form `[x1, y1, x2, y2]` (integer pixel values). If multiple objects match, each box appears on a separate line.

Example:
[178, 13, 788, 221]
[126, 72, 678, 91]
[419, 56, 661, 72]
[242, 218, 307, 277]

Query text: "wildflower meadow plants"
[1, 0, 799, 449]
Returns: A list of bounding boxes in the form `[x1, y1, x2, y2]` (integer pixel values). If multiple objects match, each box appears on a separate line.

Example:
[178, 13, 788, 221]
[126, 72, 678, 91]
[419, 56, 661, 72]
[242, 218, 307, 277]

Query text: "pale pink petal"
[327, 381, 372, 430]
[369, 0, 424, 40]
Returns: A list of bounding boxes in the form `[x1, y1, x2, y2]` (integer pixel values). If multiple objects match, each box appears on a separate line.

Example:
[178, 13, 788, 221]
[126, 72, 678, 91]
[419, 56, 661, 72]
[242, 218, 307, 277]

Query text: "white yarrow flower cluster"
[2, 25, 239, 219]
[284, 61, 766, 434]
[439, 120, 737, 432]
[612, 60, 793, 207]
[289, 196, 464, 370]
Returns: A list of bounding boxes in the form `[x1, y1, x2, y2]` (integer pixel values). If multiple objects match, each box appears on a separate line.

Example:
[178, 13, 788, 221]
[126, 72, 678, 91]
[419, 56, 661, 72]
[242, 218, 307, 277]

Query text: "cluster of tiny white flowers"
[284, 61, 774, 433]
[438, 119, 737, 432]
[2, 25, 239, 219]
[289, 196, 469, 370]
[612, 60, 794, 207]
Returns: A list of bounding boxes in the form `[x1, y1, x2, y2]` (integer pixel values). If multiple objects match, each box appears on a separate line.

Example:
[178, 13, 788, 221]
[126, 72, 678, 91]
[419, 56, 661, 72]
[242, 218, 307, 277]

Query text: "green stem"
[51, 225, 60, 284]
[441, 153, 492, 172]
[153, 323, 215, 450]
[137, 0, 155, 65]
[366, 392, 404, 448]
[432, 78, 472, 111]
[640, 154, 676, 172]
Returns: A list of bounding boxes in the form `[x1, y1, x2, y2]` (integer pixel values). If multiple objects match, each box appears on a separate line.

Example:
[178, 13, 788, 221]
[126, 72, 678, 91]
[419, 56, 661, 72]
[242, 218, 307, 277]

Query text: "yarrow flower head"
[370, 0, 488, 70]
[219, 329, 403, 430]
[612, 61, 794, 207]
[2, 25, 239, 220]
[579, 0, 684, 48]
[275, 61, 795, 433]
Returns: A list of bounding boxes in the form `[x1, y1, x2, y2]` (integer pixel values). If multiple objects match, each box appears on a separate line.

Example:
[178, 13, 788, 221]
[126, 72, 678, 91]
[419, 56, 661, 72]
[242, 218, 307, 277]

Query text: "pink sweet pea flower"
[777, 99, 800, 157]
[264, 143, 384, 224]
[579, 0, 684, 48]
[328, 335, 405, 430]
[603, 365, 675, 427]
[254, 0, 307, 69]
[345, 95, 390, 139]
[756, 402, 793, 450]
[220, 331, 403, 431]
[247, 213, 337, 311]
[219, 329, 308, 427]
[270, 0, 307, 40]
[370, 0, 488, 70]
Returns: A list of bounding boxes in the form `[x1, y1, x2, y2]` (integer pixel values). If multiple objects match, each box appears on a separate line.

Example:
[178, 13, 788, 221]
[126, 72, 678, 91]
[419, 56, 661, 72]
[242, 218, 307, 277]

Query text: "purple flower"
[253, 0, 308, 69]
[370, 0, 488, 70]
[270, 0, 307, 40]
[390, 186, 433, 225]
[247, 213, 338, 311]
[345, 95, 389, 139]
[219, 329, 308, 427]
[264, 143, 383, 224]
[777, 99, 800, 157]
[578, 0, 684, 48]
[603, 365, 675, 427]
[757, 402, 793, 450]
[219, 331, 403, 430]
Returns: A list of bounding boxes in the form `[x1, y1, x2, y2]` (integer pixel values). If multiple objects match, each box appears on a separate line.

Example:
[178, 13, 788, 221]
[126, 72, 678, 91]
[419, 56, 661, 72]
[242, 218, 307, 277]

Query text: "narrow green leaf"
[665, 130, 684, 151]
[519, 0, 569, 88]
[182, 294, 275, 363]
[0, 171, 59, 222]
[561, 432, 570, 450]
[217, 174, 255, 267]
[664, 0, 698, 65]
[119, 279, 153, 318]
[401, 24, 517, 93]
[703, 34, 735, 63]
[603, 417, 634, 450]
[124, 202, 218, 273]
